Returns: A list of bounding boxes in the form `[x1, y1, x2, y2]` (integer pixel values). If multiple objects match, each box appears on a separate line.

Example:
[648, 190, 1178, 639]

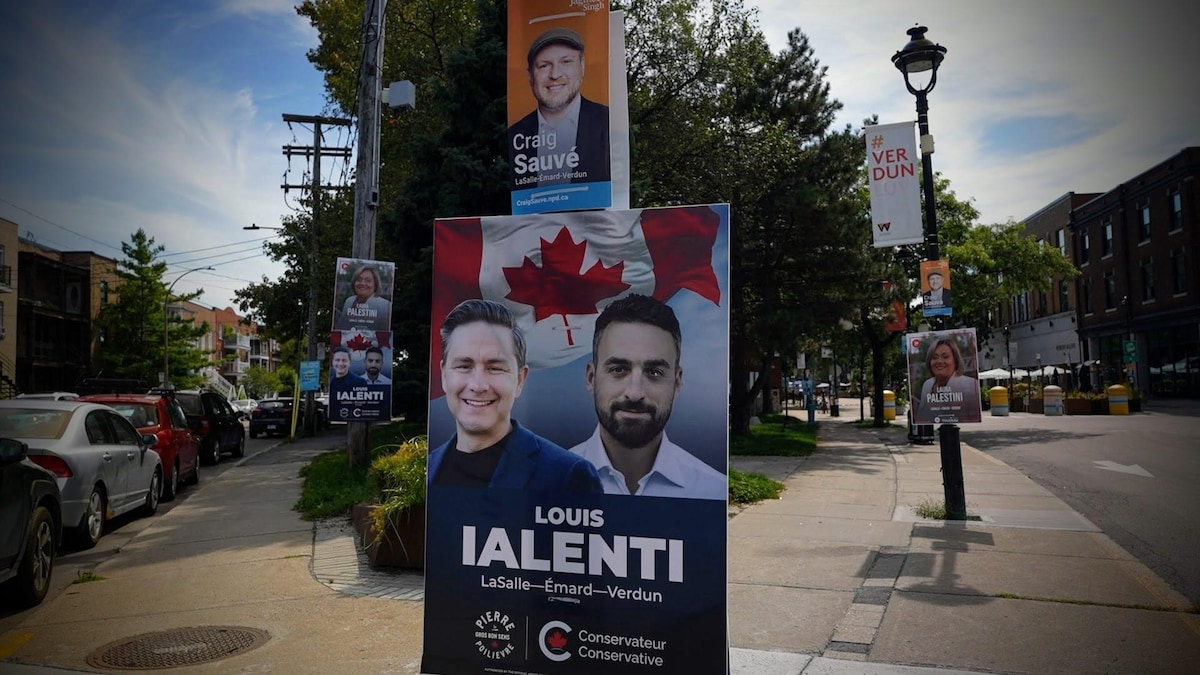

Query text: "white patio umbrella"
[1009, 368, 1031, 378]
[977, 367, 1012, 380]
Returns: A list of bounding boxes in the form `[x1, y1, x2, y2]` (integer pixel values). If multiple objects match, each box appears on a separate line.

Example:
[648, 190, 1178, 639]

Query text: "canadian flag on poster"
[430, 205, 725, 398]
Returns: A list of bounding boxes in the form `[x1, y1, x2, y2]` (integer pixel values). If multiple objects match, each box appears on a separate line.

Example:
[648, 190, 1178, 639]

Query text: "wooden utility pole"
[347, 0, 386, 467]
[281, 114, 351, 435]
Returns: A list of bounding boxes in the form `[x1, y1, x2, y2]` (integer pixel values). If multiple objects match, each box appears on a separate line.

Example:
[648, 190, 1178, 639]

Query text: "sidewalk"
[3, 415, 1199, 673]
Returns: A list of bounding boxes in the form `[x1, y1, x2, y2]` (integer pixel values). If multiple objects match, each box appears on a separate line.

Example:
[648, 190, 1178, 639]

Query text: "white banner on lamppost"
[866, 121, 923, 248]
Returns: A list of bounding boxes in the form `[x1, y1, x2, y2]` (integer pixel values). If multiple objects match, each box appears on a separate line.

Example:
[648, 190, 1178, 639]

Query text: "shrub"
[367, 436, 428, 535]
[728, 468, 784, 504]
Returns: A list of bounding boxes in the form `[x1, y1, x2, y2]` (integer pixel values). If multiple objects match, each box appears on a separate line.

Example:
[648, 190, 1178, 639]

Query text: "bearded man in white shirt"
[570, 294, 727, 500]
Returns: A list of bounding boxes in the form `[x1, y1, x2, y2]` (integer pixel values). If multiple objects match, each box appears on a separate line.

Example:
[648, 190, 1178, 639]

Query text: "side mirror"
[141, 433, 159, 447]
[0, 437, 29, 465]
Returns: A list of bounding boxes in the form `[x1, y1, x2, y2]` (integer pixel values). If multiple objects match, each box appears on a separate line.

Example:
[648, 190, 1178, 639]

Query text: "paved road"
[959, 405, 1200, 607]
[0, 428, 285, 634]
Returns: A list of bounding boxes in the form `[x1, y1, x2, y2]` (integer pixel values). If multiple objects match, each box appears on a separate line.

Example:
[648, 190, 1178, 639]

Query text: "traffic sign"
[1123, 340, 1137, 364]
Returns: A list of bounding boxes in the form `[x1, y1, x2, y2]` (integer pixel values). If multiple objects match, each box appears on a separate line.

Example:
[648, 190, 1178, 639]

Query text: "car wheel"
[73, 486, 106, 550]
[140, 468, 161, 517]
[233, 433, 245, 458]
[187, 459, 201, 486]
[163, 461, 179, 501]
[11, 505, 56, 608]
[202, 439, 220, 466]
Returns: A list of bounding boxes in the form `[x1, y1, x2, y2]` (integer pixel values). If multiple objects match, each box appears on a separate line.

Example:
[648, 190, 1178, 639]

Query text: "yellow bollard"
[989, 386, 1009, 416]
[883, 390, 896, 421]
[1107, 384, 1129, 415]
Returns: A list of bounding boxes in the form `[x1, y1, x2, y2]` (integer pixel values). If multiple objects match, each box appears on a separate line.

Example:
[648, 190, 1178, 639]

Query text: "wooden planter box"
[1092, 399, 1109, 415]
[352, 502, 426, 570]
[1010, 398, 1026, 413]
[1130, 398, 1142, 413]
[1028, 399, 1044, 414]
[1064, 398, 1092, 415]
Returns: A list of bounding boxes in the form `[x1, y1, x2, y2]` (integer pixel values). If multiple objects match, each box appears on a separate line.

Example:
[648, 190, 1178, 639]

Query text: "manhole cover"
[87, 626, 270, 670]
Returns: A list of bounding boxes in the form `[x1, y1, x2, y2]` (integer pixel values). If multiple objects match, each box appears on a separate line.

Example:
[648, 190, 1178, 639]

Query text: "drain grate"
[87, 626, 270, 670]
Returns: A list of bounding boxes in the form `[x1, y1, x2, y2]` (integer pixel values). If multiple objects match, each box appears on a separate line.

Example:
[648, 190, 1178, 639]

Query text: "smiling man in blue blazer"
[428, 299, 601, 493]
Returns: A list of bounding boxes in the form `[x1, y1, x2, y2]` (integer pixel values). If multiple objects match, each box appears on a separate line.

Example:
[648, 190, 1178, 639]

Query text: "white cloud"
[0, 1, 330, 310]
[754, 0, 1200, 224]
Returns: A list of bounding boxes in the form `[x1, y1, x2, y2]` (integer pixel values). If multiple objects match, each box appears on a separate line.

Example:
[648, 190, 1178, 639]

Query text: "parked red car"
[78, 393, 201, 501]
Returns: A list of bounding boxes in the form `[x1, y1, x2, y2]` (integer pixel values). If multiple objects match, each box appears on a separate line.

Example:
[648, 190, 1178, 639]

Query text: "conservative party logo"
[474, 610, 516, 660]
[538, 620, 572, 662]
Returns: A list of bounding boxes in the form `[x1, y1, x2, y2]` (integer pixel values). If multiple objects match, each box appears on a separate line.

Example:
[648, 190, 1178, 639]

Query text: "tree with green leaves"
[93, 230, 211, 388]
[925, 175, 1078, 339]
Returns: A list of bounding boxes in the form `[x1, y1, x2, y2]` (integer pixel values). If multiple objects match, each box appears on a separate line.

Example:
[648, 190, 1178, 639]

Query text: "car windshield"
[261, 401, 288, 410]
[109, 403, 159, 429]
[0, 408, 71, 439]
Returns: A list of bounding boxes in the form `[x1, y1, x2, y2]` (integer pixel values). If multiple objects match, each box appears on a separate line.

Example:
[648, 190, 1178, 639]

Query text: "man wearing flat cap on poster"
[508, 26, 611, 190]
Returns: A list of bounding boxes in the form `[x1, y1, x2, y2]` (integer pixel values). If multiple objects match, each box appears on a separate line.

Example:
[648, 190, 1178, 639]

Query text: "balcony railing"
[222, 335, 253, 351]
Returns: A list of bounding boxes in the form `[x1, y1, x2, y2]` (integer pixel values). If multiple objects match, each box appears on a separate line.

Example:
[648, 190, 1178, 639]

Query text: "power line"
[0, 195, 125, 254]
[160, 237, 274, 257]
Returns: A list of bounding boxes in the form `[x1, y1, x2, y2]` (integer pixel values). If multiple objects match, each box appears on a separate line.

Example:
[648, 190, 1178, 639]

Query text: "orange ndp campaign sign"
[507, 0, 612, 214]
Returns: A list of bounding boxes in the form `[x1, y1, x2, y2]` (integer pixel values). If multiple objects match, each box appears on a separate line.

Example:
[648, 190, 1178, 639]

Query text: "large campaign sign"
[328, 329, 392, 422]
[422, 205, 730, 674]
[332, 257, 395, 331]
[905, 328, 983, 425]
[508, 0, 612, 215]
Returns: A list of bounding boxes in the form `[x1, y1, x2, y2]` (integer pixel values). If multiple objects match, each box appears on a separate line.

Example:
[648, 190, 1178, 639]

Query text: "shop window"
[1141, 260, 1155, 301]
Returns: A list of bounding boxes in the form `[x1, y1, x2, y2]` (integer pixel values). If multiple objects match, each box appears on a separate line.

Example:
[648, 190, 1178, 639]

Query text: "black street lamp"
[893, 26, 967, 520]
[1120, 295, 1134, 384]
[1003, 325, 1012, 393]
[892, 25, 947, 262]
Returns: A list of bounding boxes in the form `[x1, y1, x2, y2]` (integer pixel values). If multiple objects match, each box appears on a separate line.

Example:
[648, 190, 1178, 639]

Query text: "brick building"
[1071, 147, 1199, 398]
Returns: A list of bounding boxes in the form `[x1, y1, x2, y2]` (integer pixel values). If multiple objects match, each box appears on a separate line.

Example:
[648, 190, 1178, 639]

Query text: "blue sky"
[2, 1, 1198, 311]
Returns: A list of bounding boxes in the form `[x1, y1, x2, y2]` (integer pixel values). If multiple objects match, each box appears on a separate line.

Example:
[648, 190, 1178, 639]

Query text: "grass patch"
[912, 496, 947, 519]
[728, 468, 784, 505]
[729, 414, 817, 457]
[295, 421, 424, 520]
[72, 571, 104, 584]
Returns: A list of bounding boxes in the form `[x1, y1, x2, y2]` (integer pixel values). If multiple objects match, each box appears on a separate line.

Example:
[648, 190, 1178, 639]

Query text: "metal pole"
[347, 0, 386, 466]
[916, 90, 939, 263]
[916, 88, 965, 520]
[163, 266, 212, 390]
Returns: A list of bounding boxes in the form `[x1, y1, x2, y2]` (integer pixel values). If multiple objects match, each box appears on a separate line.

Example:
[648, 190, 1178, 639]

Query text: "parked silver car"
[0, 400, 162, 550]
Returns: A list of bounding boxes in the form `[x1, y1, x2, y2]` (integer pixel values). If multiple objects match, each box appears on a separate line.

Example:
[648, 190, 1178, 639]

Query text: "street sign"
[1123, 339, 1137, 364]
[299, 360, 321, 392]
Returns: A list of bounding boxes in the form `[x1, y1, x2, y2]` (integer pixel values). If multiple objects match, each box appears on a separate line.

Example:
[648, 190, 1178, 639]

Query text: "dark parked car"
[0, 437, 62, 608]
[170, 390, 245, 465]
[79, 393, 201, 501]
[248, 398, 327, 439]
